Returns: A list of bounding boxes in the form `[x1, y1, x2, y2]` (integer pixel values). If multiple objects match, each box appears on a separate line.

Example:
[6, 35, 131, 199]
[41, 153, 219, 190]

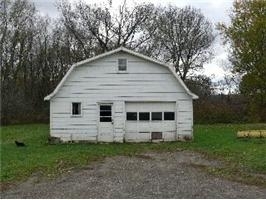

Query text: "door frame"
[97, 102, 114, 142]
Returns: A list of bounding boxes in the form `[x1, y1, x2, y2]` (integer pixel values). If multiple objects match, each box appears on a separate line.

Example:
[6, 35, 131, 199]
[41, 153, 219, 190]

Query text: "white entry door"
[98, 104, 114, 142]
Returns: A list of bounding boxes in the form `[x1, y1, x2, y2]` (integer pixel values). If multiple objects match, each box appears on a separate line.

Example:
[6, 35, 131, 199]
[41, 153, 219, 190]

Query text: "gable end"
[44, 47, 198, 101]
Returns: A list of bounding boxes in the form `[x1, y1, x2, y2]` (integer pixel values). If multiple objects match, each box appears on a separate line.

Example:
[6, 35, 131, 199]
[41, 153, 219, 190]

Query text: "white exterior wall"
[49, 52, 194, 142]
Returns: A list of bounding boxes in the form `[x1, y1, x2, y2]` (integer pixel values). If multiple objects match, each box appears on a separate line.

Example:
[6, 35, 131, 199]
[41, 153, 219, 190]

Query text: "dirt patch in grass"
[0, 182, 16, 192]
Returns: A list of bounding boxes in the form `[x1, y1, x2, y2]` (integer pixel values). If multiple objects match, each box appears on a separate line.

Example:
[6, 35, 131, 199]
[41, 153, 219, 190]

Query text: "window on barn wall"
[100, 105, 112, 122]
[164, 112, 175, 120]
[118, 58, 127, 71]
[127, 112, 137, 120]
[139, 112, 150, 121]
[72, 102, 81, 115]
[152, 112, 162, 120]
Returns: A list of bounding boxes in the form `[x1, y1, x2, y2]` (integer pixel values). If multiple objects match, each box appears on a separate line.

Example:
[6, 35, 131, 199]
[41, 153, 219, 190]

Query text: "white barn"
[44, 47, 198, 143]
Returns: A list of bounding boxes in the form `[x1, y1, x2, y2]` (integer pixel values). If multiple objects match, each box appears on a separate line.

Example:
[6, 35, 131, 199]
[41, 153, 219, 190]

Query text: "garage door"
[125, 102, 176, 142]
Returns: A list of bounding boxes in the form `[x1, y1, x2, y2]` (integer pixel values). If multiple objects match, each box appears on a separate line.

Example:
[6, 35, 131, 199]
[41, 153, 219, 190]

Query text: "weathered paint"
[45, 48, 197, 142]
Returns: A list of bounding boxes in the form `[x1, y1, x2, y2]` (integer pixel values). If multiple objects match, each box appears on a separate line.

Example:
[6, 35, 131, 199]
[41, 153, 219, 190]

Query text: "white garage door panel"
[126, 102, 176, 112]
[126, 123, 138, 132]
[125, 102, 176, 138]
[149, 122, 176, 132]
[126, 132, 151, 142]
[163, 131, 176, 141]
[126, 122, 175, 132]
[136, 123, 151, 132]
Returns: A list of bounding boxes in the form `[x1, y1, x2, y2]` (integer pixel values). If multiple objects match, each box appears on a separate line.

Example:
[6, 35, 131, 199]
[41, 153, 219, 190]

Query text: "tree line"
[1, 0, 265, 124]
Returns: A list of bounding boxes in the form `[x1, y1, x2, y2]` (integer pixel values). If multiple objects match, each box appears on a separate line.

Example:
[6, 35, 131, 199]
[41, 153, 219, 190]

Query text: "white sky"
[31, 0, 233, 81]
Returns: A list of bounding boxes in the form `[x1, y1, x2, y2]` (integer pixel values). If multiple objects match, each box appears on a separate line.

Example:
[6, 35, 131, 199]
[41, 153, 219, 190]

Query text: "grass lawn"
[1, 123, 266, 186]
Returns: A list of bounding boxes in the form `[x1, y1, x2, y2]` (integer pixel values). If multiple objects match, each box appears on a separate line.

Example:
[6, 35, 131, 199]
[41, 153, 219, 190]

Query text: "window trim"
[117, 58, 128, 73]
[71, 102, 82, 117]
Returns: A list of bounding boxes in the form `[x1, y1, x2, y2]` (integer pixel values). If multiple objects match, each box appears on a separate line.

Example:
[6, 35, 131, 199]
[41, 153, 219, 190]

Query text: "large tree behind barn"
[147, 5, 215, 81]
[1, 0, 71, 124]
[57, 0, 156, 55]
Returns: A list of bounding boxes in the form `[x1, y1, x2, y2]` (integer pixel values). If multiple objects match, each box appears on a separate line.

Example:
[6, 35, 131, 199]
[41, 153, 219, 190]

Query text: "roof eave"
[44, 94, 52, 101]
[191, 94, 199, 99]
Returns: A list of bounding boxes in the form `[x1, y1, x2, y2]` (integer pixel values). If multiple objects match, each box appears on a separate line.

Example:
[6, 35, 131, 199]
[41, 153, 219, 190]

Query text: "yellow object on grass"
[237, 130, 266, 138]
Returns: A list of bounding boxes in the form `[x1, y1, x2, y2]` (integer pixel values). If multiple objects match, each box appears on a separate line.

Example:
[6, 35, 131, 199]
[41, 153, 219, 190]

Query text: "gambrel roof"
[44, 47, 198, 100]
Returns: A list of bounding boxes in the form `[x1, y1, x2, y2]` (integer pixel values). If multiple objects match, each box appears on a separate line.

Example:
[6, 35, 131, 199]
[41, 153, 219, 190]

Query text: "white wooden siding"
[176, 100, 193, 139]
[50, 52, 193, 142]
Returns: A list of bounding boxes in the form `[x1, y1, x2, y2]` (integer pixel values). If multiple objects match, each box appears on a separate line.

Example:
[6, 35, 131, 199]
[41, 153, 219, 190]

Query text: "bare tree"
[0, 0, 73, 124]
[150, 6, 215, 80]
[214, 60, 241, 96]
[0, 0, 38, 124]
[57, 0, 156, 55]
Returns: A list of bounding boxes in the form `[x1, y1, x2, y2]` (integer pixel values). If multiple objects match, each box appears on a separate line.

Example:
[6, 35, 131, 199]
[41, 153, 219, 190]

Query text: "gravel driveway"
[1, 150, 266, 198]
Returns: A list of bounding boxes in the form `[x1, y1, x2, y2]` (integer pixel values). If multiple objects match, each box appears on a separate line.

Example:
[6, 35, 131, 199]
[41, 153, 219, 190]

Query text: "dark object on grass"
[15, 141, 26, 147]
[48, 136, 61, 144]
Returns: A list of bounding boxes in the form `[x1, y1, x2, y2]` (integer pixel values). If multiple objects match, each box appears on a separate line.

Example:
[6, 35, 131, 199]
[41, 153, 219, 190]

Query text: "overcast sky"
[30, 0, 234, 81]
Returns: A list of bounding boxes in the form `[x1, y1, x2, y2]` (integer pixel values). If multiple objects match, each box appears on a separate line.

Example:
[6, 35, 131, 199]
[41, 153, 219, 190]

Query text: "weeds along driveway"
[1, 150, 266, 198]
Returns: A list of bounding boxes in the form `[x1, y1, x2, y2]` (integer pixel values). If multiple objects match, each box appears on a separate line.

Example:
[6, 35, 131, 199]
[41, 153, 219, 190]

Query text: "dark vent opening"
[151, 132, 162, 140]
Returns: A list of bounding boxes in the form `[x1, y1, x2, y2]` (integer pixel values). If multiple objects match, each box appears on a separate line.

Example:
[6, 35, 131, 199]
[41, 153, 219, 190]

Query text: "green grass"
[1, 124, 266, 186]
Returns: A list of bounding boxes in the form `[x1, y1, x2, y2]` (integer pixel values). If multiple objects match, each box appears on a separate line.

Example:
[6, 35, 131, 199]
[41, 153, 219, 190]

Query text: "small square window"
[152, 112, 162, 120]
[127, 112, 137, 120]
[118, 58, 127, 71]
[164, 112, 175, 120]
[72, 102, 81, 115]
[139, 112, 150, 121]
